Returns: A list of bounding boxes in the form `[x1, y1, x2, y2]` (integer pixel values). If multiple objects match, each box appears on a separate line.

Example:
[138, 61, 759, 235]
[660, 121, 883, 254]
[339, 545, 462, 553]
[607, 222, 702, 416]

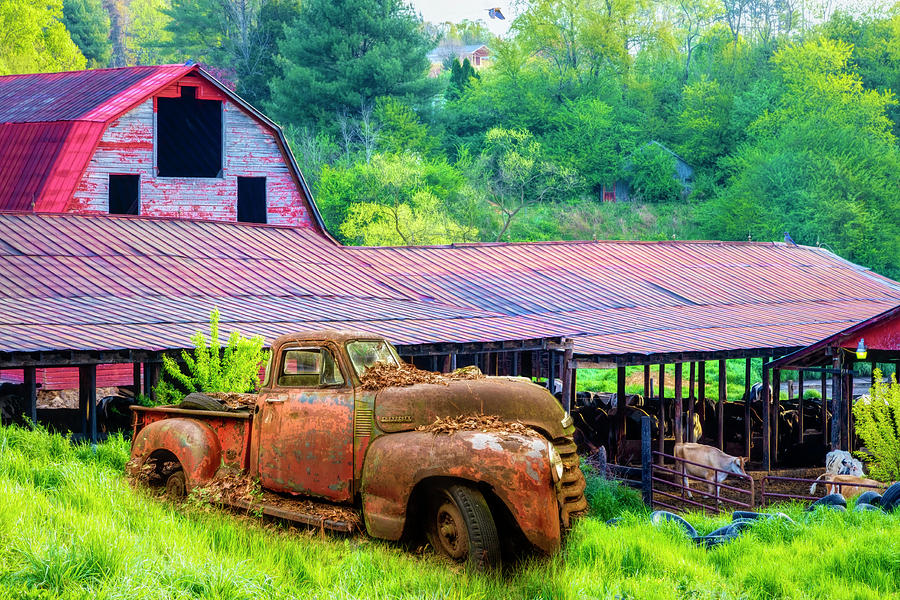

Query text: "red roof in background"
[0, 65, 193, 212]
[1, 212, 899, 360]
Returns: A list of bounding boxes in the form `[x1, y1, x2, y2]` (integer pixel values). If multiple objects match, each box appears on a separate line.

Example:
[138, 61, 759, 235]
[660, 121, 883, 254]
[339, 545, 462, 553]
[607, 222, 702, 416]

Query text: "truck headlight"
[548, 442, 564, 482]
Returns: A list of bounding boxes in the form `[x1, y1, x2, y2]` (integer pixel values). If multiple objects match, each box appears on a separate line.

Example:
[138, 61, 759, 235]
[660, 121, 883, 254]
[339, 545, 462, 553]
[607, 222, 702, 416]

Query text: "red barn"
[0, 64, 326, 230]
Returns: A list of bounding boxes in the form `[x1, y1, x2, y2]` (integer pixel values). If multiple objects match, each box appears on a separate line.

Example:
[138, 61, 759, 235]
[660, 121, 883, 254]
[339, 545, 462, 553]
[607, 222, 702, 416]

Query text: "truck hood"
[371, 376, 573, 440]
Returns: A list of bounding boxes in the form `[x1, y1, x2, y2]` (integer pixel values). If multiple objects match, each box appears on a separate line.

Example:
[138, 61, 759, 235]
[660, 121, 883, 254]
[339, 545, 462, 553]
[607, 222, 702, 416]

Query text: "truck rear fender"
[360, 430, 560, 554]
[130, 418, 222, 489]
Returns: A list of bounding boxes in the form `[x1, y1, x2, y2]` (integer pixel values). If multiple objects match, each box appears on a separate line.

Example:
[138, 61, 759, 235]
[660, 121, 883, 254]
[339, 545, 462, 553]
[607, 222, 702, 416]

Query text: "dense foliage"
[7, 0, 900, 276]
[154, 309, 268, 405]
[854, 369, 900, 482]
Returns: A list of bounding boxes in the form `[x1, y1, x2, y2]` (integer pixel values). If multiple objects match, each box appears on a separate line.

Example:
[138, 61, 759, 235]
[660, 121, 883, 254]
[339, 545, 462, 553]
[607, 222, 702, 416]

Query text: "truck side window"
[279, 348, 344, 387]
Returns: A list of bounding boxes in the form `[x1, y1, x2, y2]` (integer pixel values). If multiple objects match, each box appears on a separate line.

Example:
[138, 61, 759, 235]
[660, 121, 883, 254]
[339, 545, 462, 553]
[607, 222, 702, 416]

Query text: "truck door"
[256, 344, 354, 502]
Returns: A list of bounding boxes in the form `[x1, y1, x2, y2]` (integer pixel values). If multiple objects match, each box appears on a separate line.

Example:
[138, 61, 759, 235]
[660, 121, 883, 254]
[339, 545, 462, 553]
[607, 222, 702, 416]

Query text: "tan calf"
[674, 443, 749, 499]
[809, 473, 887, 498]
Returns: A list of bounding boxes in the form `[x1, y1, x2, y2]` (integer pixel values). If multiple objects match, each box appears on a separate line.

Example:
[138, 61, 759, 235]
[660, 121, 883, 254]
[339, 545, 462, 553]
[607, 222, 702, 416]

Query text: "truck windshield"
[347, 340, 399, 376]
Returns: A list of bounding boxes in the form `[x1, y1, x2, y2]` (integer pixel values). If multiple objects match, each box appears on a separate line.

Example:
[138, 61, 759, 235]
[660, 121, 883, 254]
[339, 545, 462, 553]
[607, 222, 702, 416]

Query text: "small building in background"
[601, 141, 694, 202]
[427, 44, 491, 77]
[0, 64, 326, 231]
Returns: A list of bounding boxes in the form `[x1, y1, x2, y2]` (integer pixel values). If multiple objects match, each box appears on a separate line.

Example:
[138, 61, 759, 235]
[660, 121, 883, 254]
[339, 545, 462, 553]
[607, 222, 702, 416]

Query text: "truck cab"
[130, 330, 588, 568]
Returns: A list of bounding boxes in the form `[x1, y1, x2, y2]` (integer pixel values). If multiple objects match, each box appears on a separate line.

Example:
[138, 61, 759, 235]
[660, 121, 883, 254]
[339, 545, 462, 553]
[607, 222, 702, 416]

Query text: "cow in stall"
[97, 395, 138, 434]
[674, 442, 749, 499]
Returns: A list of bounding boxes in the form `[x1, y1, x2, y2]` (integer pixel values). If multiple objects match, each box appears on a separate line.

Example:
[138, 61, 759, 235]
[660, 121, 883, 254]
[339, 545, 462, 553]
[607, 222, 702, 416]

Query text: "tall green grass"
[0, 424, 898, 599]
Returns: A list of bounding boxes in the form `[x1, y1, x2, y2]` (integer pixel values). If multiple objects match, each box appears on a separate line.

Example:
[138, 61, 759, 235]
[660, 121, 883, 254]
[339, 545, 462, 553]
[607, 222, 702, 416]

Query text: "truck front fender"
[130, 418, 222, 489]
[360, 430, 560, 554]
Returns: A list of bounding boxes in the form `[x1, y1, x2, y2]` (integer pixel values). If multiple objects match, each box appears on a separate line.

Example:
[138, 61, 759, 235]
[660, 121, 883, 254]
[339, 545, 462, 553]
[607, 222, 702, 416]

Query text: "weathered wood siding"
[69, 98, 314, 227]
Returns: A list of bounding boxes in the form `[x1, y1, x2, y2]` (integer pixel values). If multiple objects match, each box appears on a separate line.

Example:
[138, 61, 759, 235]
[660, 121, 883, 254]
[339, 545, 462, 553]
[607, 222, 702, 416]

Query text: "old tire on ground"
[425, 483, 500, 570]
[650, 510, 698, 537]
[880, 482, 900, 512]
[179, 393, 225, 411]
[856, 491, 882, 507]
[165, 470, 187, 501]
[807, 493, 846, 511]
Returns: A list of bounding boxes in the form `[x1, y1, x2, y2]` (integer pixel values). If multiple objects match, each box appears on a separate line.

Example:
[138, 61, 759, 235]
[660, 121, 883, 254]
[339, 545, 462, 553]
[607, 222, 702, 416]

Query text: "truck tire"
[179, 393, 224, 412]
[425, 483, 500, 570]
[165, 470, 187, 501]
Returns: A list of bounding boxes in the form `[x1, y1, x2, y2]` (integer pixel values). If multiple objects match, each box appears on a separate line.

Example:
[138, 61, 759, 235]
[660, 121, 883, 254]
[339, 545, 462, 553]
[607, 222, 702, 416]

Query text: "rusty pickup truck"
[129, 330, 587, 567]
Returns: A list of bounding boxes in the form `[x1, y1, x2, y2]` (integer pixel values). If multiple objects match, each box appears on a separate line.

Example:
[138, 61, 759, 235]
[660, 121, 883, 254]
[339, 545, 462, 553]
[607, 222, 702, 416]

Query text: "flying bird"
[784, 231, 797, 246]
[487, 7, 505, 19]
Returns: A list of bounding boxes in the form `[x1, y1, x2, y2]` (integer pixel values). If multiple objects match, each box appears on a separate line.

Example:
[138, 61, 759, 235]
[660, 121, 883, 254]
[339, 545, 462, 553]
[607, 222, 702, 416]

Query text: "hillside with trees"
[4, 0, 900, 277]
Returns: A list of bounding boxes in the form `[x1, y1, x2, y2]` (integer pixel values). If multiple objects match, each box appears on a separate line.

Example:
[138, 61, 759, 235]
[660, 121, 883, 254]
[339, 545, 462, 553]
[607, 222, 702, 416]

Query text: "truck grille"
[553, 437, 588, 527]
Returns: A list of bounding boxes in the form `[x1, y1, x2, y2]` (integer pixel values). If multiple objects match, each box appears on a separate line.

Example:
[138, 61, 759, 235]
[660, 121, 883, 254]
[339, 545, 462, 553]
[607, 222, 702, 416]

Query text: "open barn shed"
[1, 212, 900, 471]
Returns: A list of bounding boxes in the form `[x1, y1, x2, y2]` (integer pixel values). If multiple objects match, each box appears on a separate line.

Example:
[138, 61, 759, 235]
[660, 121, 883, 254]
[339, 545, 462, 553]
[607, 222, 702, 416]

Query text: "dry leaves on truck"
[360, 362, 485, 390]
[417, 413, 539, 438]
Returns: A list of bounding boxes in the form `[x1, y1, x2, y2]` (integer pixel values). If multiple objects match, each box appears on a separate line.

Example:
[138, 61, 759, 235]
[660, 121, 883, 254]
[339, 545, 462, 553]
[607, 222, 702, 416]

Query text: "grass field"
[1, 424, 899, 599]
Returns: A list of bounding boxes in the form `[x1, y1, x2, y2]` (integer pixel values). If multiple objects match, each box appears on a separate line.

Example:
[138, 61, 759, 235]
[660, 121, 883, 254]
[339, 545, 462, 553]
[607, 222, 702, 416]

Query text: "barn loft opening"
[108, 174, 139, 215]
[156, 86, 222, 178]
[237, 177, 267, 224]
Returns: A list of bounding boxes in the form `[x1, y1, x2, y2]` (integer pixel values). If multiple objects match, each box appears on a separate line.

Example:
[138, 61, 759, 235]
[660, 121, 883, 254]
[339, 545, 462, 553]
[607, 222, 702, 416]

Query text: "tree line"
[4, 0, 900, 277]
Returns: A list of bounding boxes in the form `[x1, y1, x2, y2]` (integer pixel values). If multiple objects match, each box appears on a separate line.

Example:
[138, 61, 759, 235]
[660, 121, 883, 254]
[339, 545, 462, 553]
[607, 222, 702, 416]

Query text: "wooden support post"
[762, 365, 771, 471]
[643, 365, 651, 399]
[510, 352, 517, 376]
[744, 358, 752, 459]
[698, 361, 706, 426]
[871, 361, 877, 388]
[717, 359, 726, 451]
[78, 367, 88, 438]
[772, 368, 781, 462]
[79, 365, 98, 444]
[143, 362, 159, 404]
[561, 347, 574, 414]
[688, 362, 696, 443]
[24, 366, 37, 426]
[570, 368, 577, 413]
[430, 355, 439, 372]
[657, 363, 665, 465]
[674, 362, 683, 444]
[843, 370, 852, 450]
[641, 416, 652, 505]
[821, 370, 828, 448]
[132, 362, 142, 398]
[831, 355, 841, 450]
[548, 351, 556, 395]
[798, 370, 805, 443]
[616, 366, 626, 460]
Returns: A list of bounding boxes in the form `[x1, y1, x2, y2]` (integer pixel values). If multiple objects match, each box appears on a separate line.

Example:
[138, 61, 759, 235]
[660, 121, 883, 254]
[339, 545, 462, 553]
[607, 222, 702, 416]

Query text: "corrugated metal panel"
[1, 213, 899, 357]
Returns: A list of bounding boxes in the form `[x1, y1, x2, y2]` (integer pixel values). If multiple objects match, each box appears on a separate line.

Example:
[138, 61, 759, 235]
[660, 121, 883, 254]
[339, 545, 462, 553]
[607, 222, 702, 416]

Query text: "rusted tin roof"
[0, 212, 898, 360]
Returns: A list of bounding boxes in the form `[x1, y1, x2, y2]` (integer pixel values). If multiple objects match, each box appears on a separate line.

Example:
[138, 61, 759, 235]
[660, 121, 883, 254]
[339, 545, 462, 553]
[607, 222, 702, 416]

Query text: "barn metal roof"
[0, 66, 329, 235]
[1, 212, 898, 363]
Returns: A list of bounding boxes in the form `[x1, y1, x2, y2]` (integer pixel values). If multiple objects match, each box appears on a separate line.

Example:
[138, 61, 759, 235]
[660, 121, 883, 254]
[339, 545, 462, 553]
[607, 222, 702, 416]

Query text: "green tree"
[126, 0, 177, 65]
[474, 127, 577, 241]
[703, 39, 900, 276]
[445, 57, 479, 101]
[269, 0, 434, 130]
[374, 97, 439, 155]
[0, 0, 86, 75]
[62, 0, 111, 67]
[675, 76, 731, 167]
[166, 0, 301, 105]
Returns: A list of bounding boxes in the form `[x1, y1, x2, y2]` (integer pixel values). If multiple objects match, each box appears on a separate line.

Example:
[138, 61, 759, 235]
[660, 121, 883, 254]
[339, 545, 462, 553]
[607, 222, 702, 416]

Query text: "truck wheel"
[425, 483, 500, 570]
[165, 470, 187, 501]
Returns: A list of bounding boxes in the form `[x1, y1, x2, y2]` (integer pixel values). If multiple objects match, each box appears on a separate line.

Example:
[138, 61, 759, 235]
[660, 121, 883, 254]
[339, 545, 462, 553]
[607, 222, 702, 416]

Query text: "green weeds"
[0, 424, 898, 599]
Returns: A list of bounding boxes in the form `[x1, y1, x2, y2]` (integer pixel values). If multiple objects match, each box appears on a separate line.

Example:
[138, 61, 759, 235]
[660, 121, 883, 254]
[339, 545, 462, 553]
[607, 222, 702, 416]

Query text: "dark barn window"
[237, 177, 267, 223]
[109, 174, 140, 215]
[157, 86, 222, 177]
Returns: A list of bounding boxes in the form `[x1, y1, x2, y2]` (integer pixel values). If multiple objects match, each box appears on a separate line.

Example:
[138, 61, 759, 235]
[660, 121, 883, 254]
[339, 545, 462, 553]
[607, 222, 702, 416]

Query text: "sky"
[409, 1, 517, 37]
[409, 0, 893, 39]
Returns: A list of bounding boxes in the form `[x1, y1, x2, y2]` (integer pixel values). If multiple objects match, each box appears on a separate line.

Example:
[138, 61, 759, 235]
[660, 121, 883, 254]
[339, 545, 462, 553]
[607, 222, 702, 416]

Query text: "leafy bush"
[853, 368, 900, 481]
[153, 309, 268, 405]
[627, 143, 683, 203]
